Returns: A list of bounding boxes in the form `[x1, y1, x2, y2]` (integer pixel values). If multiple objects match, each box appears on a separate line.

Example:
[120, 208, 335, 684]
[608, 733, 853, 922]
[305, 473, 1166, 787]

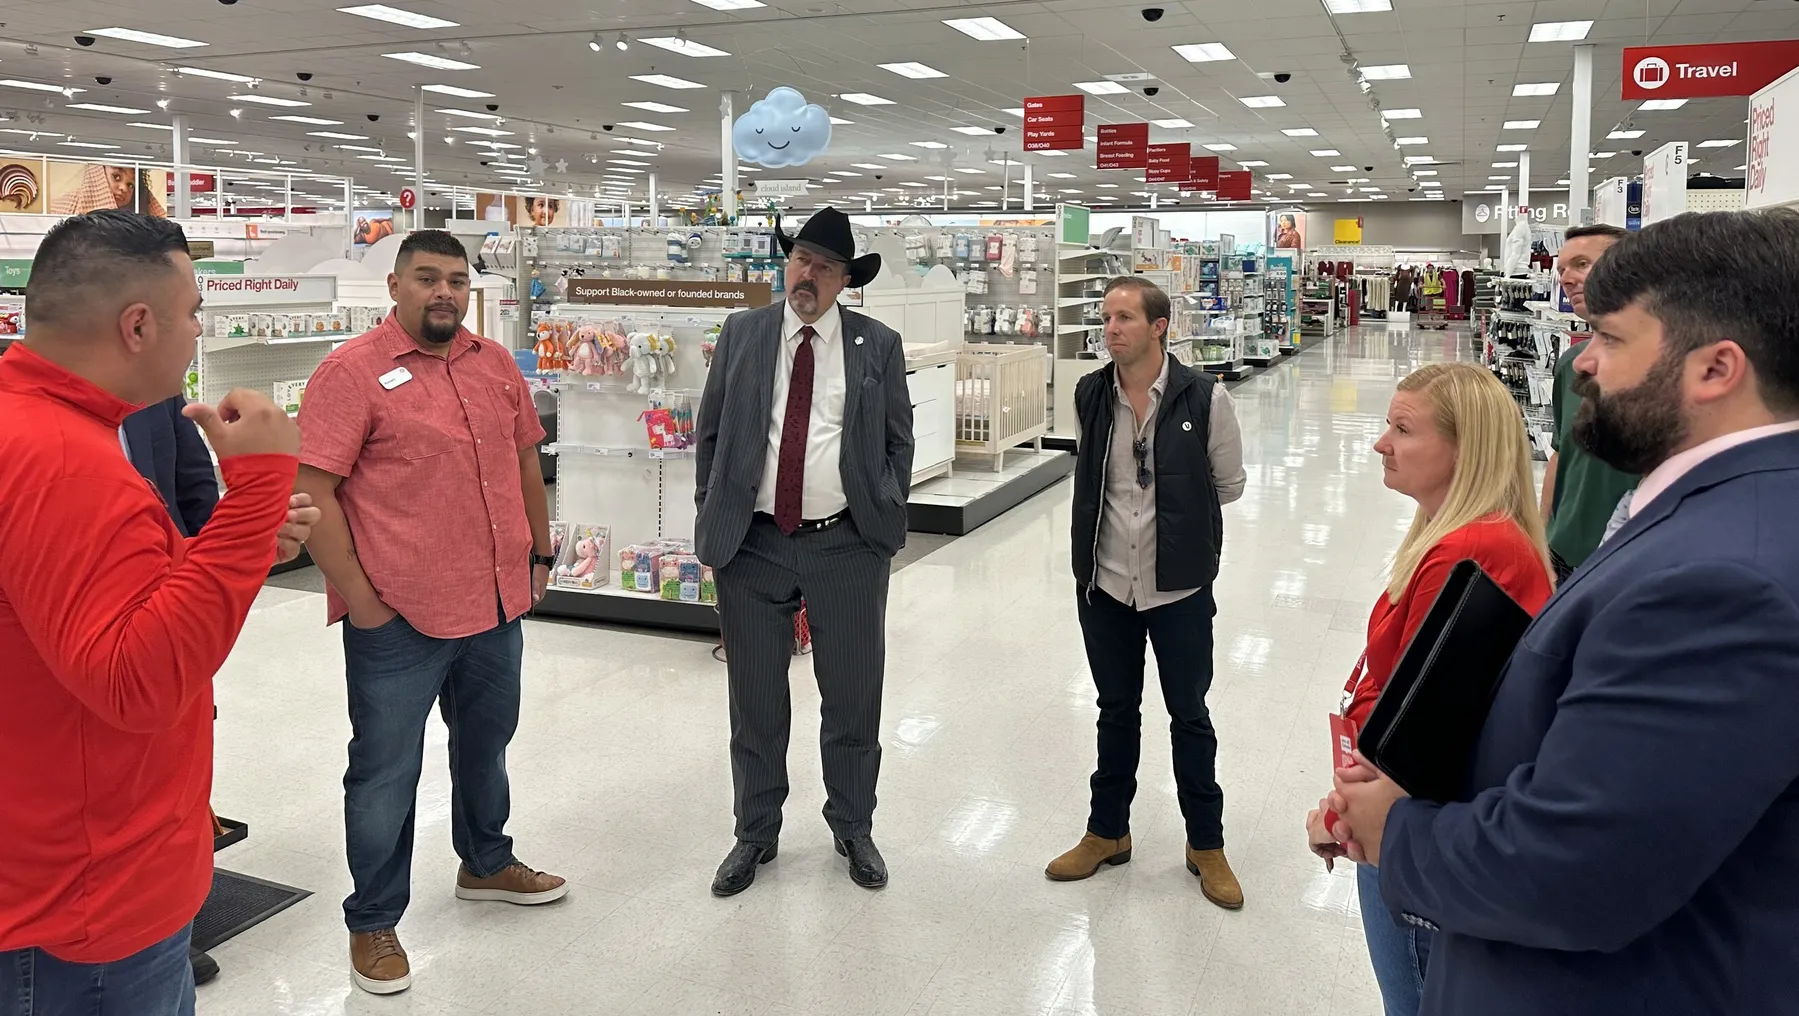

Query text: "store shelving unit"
[193, 275, 343, 412]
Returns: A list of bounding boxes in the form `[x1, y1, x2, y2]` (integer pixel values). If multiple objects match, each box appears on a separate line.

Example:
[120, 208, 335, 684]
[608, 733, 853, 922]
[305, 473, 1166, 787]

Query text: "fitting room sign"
[1096, 123, 1149, 169]
[1622, 40, 1799, 99]
[568, 279, 772, 308]
[1022, 94, 1085, 151]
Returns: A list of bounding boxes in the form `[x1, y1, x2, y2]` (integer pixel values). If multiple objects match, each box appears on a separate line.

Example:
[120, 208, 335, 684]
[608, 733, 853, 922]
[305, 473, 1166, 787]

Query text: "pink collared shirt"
[1630, 420, 1799, 519]
[299, 313, 546, 638]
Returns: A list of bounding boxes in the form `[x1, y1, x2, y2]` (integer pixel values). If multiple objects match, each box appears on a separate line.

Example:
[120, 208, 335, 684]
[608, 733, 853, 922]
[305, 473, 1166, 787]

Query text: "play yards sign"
[1622, 40, 1799, 100]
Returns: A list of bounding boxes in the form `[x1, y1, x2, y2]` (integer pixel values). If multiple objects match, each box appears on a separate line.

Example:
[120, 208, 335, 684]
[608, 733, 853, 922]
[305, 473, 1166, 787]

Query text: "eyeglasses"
[1132, 437, 1151, 489]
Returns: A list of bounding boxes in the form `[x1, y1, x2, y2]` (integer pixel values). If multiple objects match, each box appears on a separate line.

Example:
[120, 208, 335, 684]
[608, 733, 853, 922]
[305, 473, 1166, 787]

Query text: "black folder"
[1360, 559, 1533, 802]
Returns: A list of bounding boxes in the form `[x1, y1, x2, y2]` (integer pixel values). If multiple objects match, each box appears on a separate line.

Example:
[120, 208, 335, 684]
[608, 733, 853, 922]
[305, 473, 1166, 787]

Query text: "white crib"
[955, 344, 1049, 472]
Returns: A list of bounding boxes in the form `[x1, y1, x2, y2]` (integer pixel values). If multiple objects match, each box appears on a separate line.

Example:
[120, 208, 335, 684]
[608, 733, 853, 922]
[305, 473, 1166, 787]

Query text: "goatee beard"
[1571, 352, 1688, 476]
[420, 315, 458, 346]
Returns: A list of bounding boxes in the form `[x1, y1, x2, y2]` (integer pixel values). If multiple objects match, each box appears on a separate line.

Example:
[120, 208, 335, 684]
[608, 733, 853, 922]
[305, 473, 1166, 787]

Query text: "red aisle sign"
[1145, 143, 1190, 183]
[399, 187, 417, 209]
[166, 172, 216, 194]
[1024, 126, 1084, 151]
[1188, 155, 1220, 189]
[1216, 171, 1252, 201]
[1096, 123, 1149, 169]
[1621, 40, 1799, 99]
[1022, 94, 1085, 151]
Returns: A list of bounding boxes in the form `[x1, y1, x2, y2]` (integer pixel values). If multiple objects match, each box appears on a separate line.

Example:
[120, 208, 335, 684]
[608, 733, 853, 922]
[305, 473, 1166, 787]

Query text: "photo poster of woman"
[1270, 208, 1307, 251]
[475, 192, 569, 227]
[354, 209, 396, 247]
[46, 162, 169, 217]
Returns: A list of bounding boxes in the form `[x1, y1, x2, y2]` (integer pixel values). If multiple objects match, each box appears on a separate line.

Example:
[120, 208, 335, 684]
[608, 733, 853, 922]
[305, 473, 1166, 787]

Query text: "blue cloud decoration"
[732, 86, 832, 168]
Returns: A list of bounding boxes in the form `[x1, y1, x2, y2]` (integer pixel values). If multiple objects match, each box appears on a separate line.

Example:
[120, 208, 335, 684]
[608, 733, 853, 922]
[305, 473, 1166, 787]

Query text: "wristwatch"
[531, 553, 556, 569]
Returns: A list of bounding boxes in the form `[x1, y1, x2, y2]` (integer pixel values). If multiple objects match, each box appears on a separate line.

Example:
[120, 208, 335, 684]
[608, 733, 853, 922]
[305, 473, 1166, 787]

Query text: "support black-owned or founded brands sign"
[568, 279, 773, 308]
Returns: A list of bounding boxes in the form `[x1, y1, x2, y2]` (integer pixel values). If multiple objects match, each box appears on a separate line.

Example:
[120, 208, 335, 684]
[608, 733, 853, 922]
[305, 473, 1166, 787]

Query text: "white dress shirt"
[1629, 420, 1799, 519]
[756, 301, 849, 520]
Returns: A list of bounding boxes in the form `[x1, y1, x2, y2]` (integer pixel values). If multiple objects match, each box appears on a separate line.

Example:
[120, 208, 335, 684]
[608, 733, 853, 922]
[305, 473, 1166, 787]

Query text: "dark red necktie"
[773, 325, 815, 534]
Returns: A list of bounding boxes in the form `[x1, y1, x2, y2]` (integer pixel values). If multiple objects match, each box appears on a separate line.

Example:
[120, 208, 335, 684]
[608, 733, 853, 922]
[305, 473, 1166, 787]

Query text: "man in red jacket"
[0, 211, 317, 1016]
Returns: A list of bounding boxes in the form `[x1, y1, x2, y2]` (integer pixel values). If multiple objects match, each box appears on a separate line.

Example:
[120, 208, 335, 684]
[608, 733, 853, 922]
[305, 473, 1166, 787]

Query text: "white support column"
[1500, 186, 1511, 233]
[342, 178, 354, 257]
[1023, 161, 1035, 212]
[172, 114, 191, 218]
[1571, 44, 1594, 223]
[649, 172, 659, 225]
[284, 174, 293, 222]
[1519, 151, 1531, 213]
[1150, 189, 1159, 210]
[413, 88, 426, 231]
[720, 92, 737, 222]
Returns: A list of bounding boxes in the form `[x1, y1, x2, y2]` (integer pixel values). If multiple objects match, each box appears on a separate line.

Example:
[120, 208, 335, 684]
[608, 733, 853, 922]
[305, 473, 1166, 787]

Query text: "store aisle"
[201, 322, 1475, 1016]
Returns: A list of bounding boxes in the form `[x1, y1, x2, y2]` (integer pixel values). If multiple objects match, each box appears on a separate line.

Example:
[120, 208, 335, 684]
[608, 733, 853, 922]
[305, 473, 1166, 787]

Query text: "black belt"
[755, 509, 849, 533]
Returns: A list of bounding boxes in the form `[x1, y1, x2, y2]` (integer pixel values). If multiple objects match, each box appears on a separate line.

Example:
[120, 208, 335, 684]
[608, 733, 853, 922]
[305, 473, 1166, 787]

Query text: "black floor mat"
[192, 869, 311, 952]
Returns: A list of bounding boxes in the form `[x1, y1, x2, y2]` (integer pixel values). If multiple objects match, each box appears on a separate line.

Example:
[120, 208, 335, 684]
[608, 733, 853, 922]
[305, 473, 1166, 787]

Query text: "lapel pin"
[1181, 421, 1193, 432]
[855, 335, 865, 345]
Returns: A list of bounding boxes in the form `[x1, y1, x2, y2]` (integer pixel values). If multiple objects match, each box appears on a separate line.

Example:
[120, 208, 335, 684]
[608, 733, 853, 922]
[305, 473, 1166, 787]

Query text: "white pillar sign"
[1746, 66, 1798, 209]
[1640, 141, 1689, 226]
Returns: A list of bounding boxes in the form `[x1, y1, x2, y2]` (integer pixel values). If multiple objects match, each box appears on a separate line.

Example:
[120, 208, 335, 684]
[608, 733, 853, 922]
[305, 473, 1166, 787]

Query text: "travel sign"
[1621, 40, 1799, 100]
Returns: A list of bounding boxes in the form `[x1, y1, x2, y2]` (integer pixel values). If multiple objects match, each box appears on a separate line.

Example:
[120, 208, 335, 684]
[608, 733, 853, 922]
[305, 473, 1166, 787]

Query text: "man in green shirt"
[1542, 223, 1636, 580]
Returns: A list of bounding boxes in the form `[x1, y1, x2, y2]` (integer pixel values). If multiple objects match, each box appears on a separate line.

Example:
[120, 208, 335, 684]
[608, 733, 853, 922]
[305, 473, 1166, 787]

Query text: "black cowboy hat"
[775, 206, 881, 288]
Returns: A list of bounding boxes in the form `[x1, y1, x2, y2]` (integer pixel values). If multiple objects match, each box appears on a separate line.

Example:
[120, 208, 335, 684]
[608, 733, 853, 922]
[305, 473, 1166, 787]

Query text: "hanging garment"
[1461, 271, 1476, 310]
[1393, 268, 1415, 308]
[1442, 269, 1460, 308]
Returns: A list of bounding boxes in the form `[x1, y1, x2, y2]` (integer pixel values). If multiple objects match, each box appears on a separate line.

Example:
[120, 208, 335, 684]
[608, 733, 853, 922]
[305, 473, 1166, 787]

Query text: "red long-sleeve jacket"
[0, 343, 295, 963]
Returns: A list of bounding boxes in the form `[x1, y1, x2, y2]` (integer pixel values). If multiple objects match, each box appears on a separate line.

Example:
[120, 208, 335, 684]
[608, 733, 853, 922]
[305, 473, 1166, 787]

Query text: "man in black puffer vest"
[1045, 276, 1247, 910]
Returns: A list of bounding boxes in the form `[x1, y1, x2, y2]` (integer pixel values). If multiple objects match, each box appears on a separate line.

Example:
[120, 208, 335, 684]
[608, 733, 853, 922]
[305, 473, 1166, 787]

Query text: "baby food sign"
[732, 87, 833, 168]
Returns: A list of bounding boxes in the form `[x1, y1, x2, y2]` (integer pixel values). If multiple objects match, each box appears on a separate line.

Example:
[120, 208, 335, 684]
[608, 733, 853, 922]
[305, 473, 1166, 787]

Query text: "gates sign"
[1621, 40, 1799, 100]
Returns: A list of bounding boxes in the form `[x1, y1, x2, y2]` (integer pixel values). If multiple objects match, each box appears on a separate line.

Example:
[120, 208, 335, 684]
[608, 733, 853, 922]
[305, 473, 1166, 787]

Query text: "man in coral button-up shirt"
[295, 231, 562, 997]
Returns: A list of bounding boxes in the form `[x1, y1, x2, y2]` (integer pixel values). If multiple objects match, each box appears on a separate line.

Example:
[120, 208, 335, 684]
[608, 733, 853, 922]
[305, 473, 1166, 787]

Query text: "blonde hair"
[1386, 362, 1553, 602]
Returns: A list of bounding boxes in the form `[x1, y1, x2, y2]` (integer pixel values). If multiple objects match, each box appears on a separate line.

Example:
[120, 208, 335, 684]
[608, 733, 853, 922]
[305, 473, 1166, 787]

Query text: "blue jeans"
[0, 924, 194, 1016]
[1358, 863, 1432, 1016]
[342, 613, 523, 933]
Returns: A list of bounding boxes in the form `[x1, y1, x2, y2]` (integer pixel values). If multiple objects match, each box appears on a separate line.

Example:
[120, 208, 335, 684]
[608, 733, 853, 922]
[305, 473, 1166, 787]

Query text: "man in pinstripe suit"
[695, 207, 914, 896]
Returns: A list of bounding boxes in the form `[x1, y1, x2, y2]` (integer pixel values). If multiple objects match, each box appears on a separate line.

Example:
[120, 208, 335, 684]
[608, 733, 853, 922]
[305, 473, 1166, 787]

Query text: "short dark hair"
[1104, 275, 1172, 341]
[1584, 209, 1799, 413]
[26, 211, 189, 327]
[395, 229, 468, 271]
[1563, 223, 1629, 243]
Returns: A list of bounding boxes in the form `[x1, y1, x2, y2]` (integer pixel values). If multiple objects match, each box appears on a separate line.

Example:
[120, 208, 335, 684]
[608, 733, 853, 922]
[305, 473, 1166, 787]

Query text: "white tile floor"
[202, 322, 1475, 1016]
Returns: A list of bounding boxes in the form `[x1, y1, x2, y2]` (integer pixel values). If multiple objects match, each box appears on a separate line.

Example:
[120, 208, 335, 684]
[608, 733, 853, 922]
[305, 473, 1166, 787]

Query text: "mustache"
[792, 281, 817, 295]
[1571, 370, 1600, 400]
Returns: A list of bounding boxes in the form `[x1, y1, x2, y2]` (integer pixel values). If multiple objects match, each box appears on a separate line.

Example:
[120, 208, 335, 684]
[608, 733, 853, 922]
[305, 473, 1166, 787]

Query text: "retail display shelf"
[1058, 274, 1115, 283]
[546, 442, 694, 460]
[907, 448, 1074, 536]
[534, 583, 719, 635]
[1057, 323, 1100, 334]
[1057, 296, 1103, 307]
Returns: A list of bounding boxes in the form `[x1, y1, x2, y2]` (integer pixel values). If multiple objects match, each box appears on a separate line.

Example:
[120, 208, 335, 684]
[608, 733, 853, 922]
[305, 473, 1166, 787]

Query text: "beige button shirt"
[1093, 356, 1246, 610]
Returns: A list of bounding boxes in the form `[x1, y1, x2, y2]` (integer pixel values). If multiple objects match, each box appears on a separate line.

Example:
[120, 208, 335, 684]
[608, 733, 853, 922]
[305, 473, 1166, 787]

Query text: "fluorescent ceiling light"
[1281, 128, 1319, 137]
[229, 94, 310, 107]
[951, 126, 993, 135]
[827, 170, 861, 177]
[953, 167, 985, 174]
[1697, 139, 1741, 148]
[909, 140, 949, 149]
[877, 152, 917, 160]
[421, 84, 495, 98]
[1048, 172, 1078, 179]
[608, 159, 651, 166]
[1488, 175, 1511, 181]
[174, 67, 256, 83]
[58, 140, 121, 149]
[1331, 164, 1357, 171]
[1327, 0, 1392, 10]
[1074, 80, 1129, 95]
[1238, 160, 1268, 167]
[129, 122, 173, 130]
[1267, 173, 1293, 180]
[1360, 187, 1382, 192]
[1589, 151, 1615, 159]
[450, 125, 514, 136]
[622, 101, 687, 113]
[86, 27, 207, 48]
[942, 17, 1024, 41]
[1240, 95, 1285, 108]
[1310, 149, 1340, 157]
[639, 36, 730, 57]
[382, 51, 478, 70]
[1421, 180, 1440, 187]
[271, 115, 345, 125]
[0, 128, 62, 136]
[67, 102, 150, 114]
[1153, 118, 1193, 129]
[1639, 99, 1687, 110]
[614, 148, 659, 157]
[309, 130, 369, 139]
[1095, 183, 1119, 188]
[1380, 108, 1422, 121]
[1359, 64, 1410, 80]
[1395, 136, 1428, 145]
[0, 79, 83, 94]
[1204, 143, 1238, 151]
[1607, 129, 1646, 139]
[879, 62, 947, 79]
[1513, 82, 1560, 96]
[1529, 20, 1592, 42]
[337, 5, 459, 28]
[838, 92, 895, 105]
[1172, 43, 1235, 63]
[1492, 161, 1517, 168]
[1412, 169, 1437, 176]
[1497, 143, 1528, 152]
[828, 116, 855, 125]
[617, 120, 675, 131]
[1503, 119, 1540, 129]
[989, 158, 1021, 166]
[851, 163, 885, 169]
[189, 137, 237, 144]
[337, 144, 383, 152]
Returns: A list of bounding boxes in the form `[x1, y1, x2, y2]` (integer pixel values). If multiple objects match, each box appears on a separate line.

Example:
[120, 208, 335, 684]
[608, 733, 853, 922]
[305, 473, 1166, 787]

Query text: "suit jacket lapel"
[841, 309, 867, 428]
[745, 303, 780, 433]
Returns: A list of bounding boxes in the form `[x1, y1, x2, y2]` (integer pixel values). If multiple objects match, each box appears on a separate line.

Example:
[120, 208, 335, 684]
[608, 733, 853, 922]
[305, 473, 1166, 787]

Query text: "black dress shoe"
[189, 946, 219, 986]
[834, 836, 888, 889]
[710, 840, 777, 897]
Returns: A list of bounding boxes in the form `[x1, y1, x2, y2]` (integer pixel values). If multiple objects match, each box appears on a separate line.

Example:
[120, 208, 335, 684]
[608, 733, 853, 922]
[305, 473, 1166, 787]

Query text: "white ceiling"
[0, 0, 1787, 213]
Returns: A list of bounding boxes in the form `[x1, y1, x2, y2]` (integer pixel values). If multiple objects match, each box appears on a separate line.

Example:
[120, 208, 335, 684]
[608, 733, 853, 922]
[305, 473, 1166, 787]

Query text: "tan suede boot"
[1186, 845, 1244, 910]
[1045, 832, 1132, 881]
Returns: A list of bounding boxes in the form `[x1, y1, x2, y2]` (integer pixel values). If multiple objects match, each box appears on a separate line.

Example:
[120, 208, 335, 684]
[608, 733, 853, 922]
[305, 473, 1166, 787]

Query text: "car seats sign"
[1621, 41, 1799, 99]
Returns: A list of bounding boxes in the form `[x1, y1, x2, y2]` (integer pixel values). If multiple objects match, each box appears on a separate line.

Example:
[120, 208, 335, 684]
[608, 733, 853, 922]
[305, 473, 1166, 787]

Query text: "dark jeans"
[1359, 863, 1433, 1016]
[1075, 585, 1224, 850]
[0, 924, 194, 1016]
[342, 613, 523, 933]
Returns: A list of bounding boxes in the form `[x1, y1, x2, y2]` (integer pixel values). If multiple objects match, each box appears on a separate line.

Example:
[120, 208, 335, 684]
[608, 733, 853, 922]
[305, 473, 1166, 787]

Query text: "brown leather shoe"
[455, 861, 569, 905]
[1045, 832, 1132, 881]
[350, 929, 410, 995]
[1186, 845, 1244, 910]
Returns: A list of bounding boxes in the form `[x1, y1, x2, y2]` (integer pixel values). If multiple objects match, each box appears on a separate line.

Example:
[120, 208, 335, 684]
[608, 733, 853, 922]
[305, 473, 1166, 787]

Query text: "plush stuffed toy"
[643, 334, 664, 384]
[559, 537, 597, 582]
[533, 322, 559, 372]
[570, 325, 600, 376]
[626, 333, 654, 393]
[657, 334, 677, 380]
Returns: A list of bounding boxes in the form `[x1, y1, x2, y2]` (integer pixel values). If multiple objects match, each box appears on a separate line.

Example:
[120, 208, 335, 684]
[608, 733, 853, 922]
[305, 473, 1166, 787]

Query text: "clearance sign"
[1621, 40, 1799, 100]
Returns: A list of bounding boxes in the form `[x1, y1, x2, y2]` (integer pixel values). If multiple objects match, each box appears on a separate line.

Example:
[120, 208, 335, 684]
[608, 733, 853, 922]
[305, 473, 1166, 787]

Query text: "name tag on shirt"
[378, 367, 413, 390]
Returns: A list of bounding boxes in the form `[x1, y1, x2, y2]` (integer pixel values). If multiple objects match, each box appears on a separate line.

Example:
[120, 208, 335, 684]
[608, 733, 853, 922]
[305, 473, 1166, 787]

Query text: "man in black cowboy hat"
[695, 206, 914, 896]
